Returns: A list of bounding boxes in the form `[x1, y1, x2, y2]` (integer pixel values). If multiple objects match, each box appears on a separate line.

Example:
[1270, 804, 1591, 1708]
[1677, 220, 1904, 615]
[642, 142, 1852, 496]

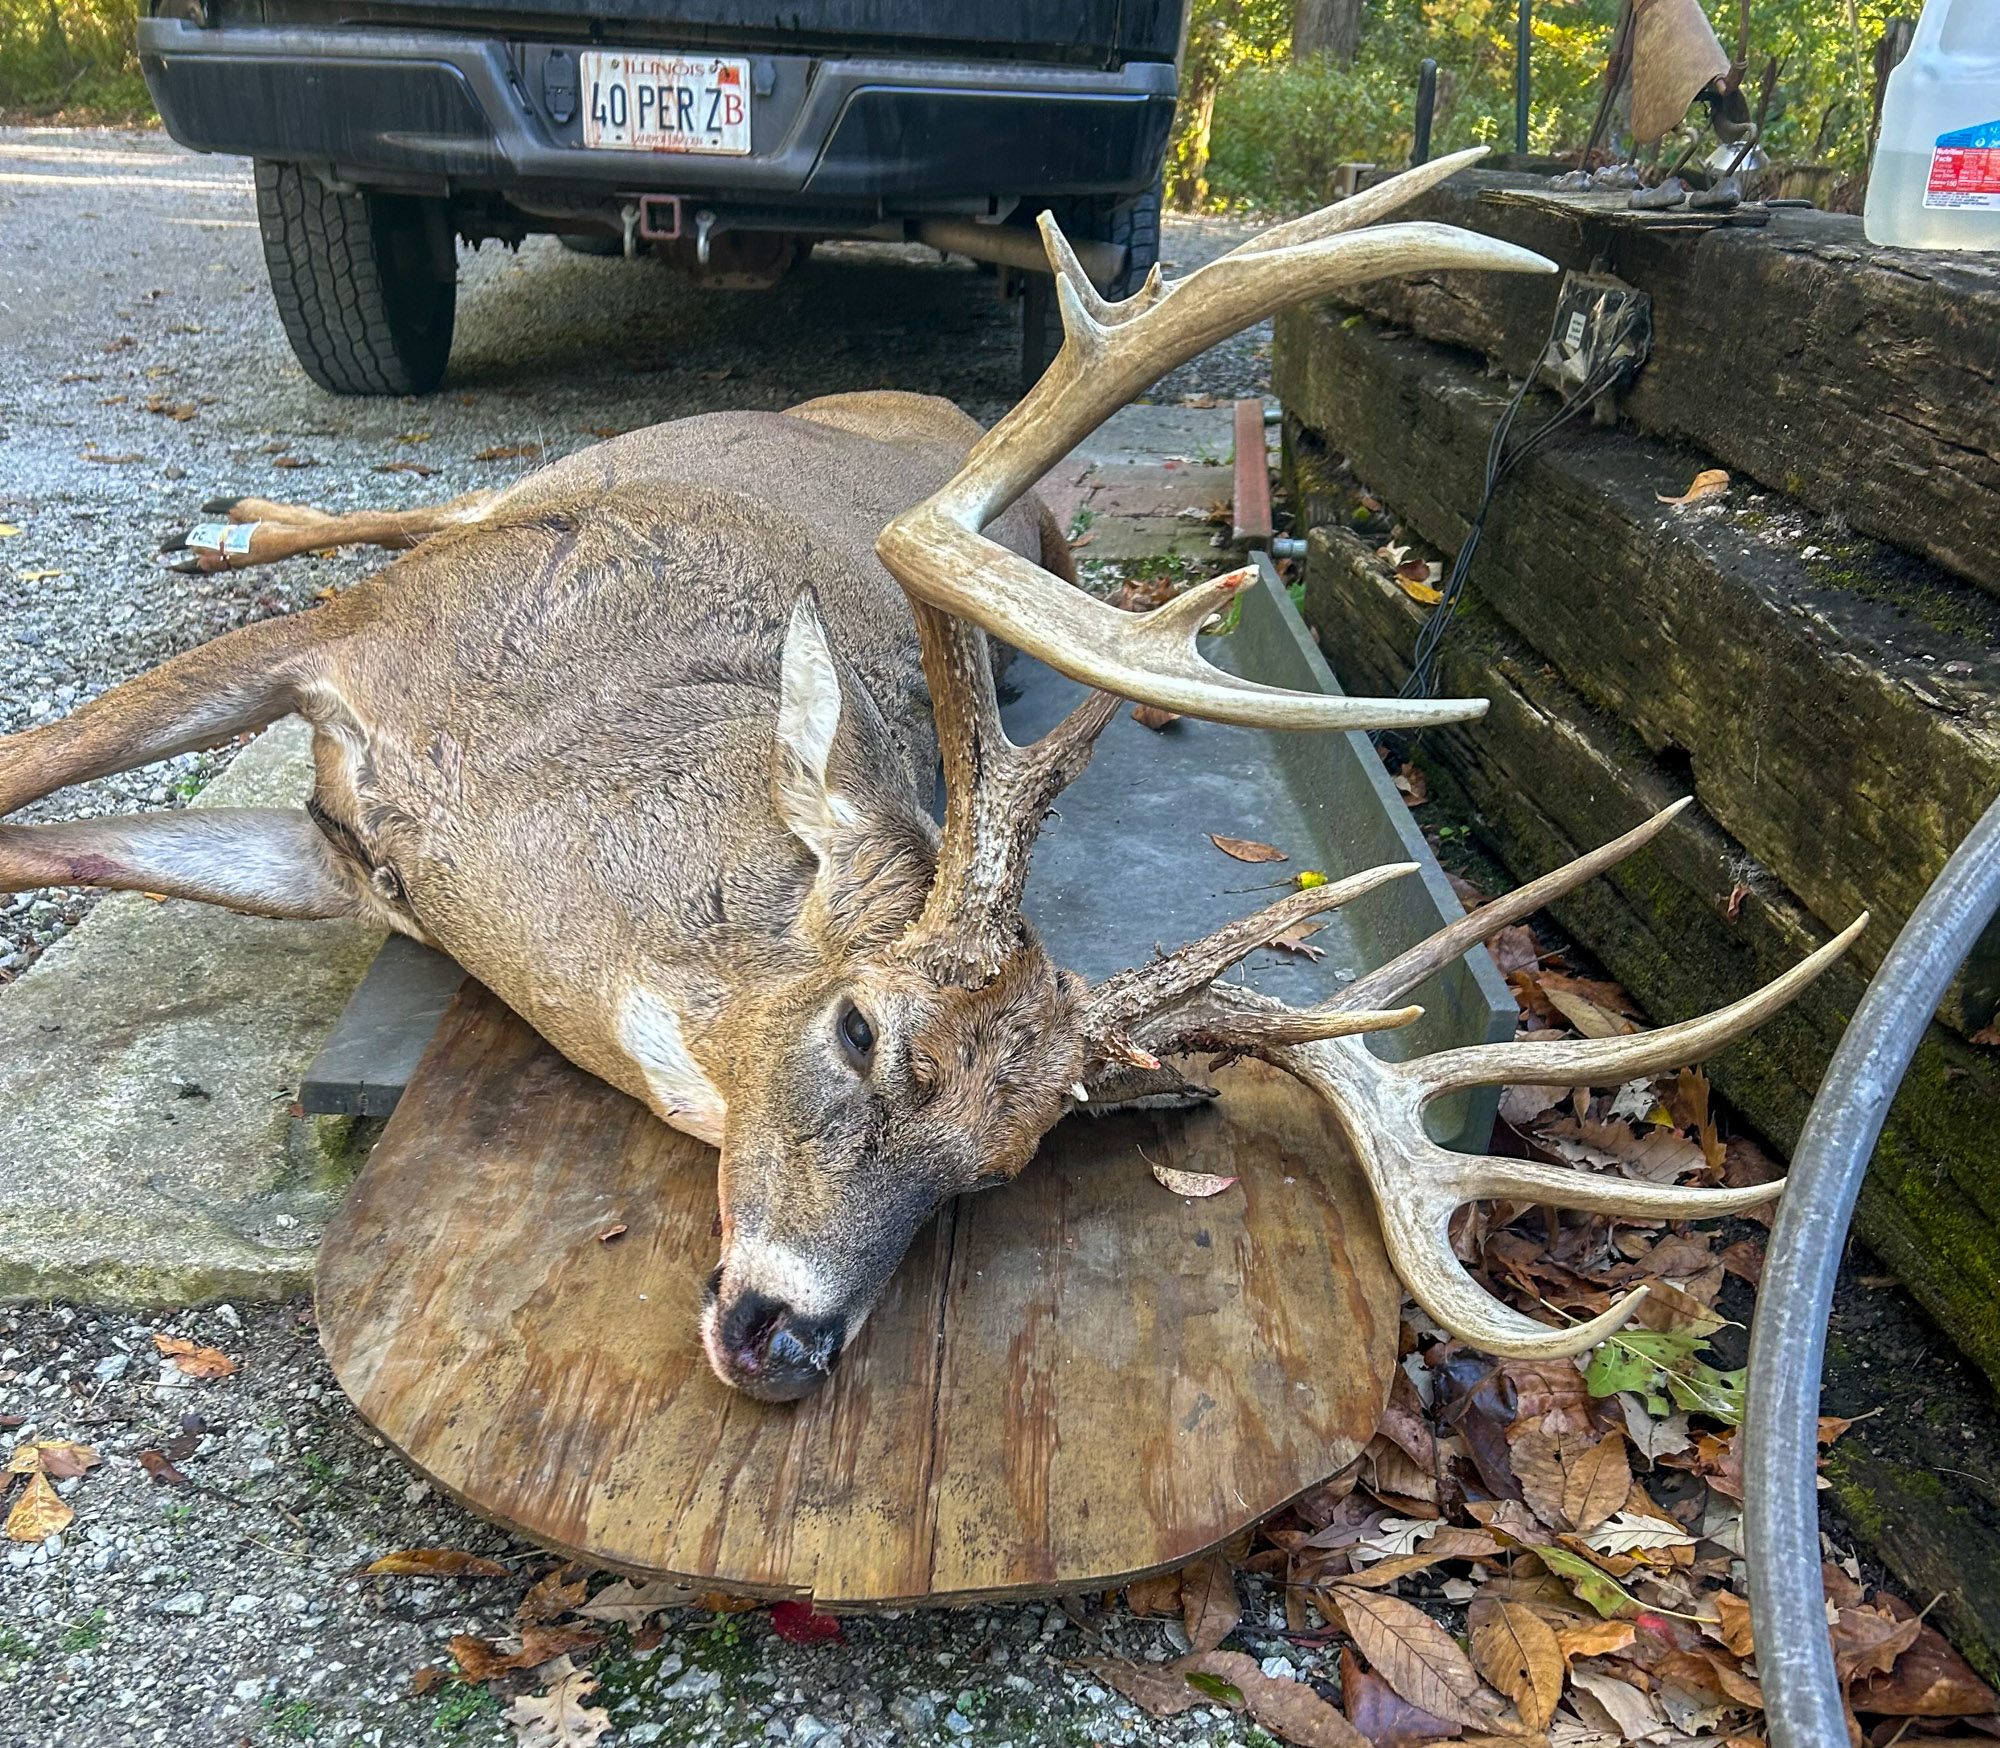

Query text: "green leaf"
[1536, 1547, 1641, 1620]
[1583, 1342, 1656, 1398]
[1184, 1672, 1246, 1706]
[1665, 1361, 1747, 1427]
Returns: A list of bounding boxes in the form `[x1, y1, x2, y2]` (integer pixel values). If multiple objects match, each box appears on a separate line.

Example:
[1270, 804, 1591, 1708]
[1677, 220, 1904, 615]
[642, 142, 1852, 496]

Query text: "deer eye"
[835, 1001, 876, 1070]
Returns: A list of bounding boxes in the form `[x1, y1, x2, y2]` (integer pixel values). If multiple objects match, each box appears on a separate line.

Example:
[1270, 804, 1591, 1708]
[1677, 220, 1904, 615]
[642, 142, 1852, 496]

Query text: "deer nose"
[712, 1288, 844, 1402]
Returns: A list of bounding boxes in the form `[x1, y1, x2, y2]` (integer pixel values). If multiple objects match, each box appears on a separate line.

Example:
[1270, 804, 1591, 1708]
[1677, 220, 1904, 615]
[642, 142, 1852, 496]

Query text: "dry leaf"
[1397, 570, 1444, 606]
[1614, 1398, 1692, 1463]
[575, 1579, 698, 1624]
[1210, 833, 1286, 863]
[475, 444, 543, 461]
[1133, 703, 1181, 731]
[1470, 1599, 1566, 1732]
[373, 460, 441, 477]
[1151, 1158, 1238, 1198]
[1394, 764, 1429, 805]
[1331, 1587, 1497, 1727]
[1850, 1616, 1998, 1717]
[1560, 1435, 1632, 1536]
[1083, 1656, 1209, 1718]
[137, 1450, 189, 1486]
[366, 1548, 511, 1578]
[411, 1664, 448, 1695]
[1343, 1644, 1466, 1745]
[5, 1471, 73, 1543]
[596, 1224, 627, 1243]
[1711, 1592, 1755, 1659]
[1509, 1425, 1568, 1529]
[1542, 987, 1635, 1039]
[1181, 1554, 1241, 1653]
[1272, 922, 1328, 961]
[1193, 1651, 1372, 1748]
[1657, 469, 1729, 506]
[152, 1334, 235, 1378]
[32, 1442, 101, 1482]
[1579, 1512, 1695, 1557]
[517, 1567, 591, 1624]
[1831, 1606, 1923, 1690]
[1568, 1668, 1665, 1740]
[1555, 1621, 1637, 1662]
[503, 1662, 612, 1747]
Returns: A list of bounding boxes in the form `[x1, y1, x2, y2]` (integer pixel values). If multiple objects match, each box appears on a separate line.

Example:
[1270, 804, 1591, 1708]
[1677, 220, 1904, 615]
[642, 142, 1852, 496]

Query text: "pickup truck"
[137, 0, 1185, 395]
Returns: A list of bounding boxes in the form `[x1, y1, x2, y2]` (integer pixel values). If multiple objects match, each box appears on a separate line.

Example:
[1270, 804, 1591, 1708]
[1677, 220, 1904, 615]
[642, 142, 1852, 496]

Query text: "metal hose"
[1744, 790, 2000, 1748]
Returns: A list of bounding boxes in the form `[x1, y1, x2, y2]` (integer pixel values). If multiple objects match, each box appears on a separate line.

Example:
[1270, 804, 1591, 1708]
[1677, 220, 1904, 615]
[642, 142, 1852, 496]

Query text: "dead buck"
[0, 153, 1860, 1400]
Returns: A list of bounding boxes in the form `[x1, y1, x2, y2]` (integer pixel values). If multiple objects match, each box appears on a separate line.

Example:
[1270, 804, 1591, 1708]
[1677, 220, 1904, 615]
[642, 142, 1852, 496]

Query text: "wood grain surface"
[317, 982, 1402, 1607]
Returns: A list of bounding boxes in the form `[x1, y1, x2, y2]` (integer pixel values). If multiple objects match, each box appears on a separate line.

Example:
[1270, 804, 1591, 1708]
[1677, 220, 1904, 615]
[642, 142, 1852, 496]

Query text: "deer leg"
[0, 610, 326, 818]
[158, 489, 499, 573]
[0, 809, 368, 919]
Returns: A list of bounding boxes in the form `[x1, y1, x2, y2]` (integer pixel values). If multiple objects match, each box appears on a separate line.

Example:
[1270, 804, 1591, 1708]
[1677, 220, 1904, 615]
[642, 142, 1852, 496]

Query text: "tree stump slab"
[316, 980, 1403, 1607]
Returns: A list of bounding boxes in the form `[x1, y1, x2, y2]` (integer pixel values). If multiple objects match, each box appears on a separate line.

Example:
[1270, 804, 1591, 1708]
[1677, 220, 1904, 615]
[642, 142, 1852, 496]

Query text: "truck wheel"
[1019, 179, 1163, 391]
[254, 161, 457, 396]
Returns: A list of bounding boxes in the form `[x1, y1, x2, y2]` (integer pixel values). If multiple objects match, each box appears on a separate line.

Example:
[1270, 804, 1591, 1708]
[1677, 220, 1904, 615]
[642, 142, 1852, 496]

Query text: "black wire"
[1374, 299, 1640, 763]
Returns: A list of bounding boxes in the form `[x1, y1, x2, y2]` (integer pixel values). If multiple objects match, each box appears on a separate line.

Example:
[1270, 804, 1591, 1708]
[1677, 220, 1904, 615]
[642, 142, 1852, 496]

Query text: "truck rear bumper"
[138, 18, 1177, 210]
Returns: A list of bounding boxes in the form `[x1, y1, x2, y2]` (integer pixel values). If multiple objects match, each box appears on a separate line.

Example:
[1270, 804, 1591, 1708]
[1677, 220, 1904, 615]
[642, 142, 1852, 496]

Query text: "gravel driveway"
[0, 128, 1280, 1748]
[0, 125, 1268, 979]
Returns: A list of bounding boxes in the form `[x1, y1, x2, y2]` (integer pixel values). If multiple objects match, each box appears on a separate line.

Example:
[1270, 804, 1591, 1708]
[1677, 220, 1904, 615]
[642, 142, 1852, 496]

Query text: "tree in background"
[1180, 0, 1911, 213]
[1294, 0, 1365, 63]
[0, 0, 148, 115]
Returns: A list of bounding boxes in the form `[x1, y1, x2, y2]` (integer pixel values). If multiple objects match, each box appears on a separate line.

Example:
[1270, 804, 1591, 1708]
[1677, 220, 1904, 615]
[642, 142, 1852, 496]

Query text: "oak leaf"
[1470, 1599, 1566, 1732]
[574, 1579, 699, 1624]
[503, 1661, 611, 1748]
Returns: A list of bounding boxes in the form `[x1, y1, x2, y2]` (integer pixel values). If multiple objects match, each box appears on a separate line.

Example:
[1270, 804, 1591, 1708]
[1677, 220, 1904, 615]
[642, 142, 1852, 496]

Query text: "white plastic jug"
[1864, 0, 2000, 250]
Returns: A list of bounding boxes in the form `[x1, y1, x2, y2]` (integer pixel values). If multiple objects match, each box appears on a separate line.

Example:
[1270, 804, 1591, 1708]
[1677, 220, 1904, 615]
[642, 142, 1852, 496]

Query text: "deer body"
[5, 158, 1838, 1402]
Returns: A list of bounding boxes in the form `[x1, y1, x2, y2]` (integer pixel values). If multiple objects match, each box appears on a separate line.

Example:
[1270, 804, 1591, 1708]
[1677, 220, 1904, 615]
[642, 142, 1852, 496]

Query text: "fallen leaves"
[152, 1332, 236, 1377]
[1133, 702, 1182, 730]
[1211, 833, 1287, 863]
[366, 1547, 511, 1578]
[1658, 468, 1730, 506]
[1470, 1599, 1566, 1732]
[475, 443, 544, 461]
[1150, 1156, 1239, 1198]
[1326, 1588, 1497, 1728]
[1181, 1553, 1242, 1653]
[503, 1660, 612, 1748]
[137, 1449, 190, 1486]
[5, 1471, 71, 1542]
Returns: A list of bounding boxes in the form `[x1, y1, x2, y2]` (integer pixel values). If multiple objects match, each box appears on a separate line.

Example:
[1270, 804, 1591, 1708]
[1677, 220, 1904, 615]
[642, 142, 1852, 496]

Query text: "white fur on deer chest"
[619, 987, 727, 1145]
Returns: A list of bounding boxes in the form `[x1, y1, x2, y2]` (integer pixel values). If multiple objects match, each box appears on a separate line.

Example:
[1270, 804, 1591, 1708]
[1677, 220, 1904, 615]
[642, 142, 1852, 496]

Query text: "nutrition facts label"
[1927, 119, 2000, 207]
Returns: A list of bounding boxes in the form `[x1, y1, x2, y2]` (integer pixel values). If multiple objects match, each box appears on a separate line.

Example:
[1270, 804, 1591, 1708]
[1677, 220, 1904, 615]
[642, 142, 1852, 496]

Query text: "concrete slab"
[300, 935, 463, 1119]
[0, 717, 384, 1306]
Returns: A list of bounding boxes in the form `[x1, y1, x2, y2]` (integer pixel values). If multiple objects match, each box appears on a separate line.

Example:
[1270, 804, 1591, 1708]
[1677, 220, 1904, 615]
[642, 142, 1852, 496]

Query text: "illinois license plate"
[580, 52, 751, 155]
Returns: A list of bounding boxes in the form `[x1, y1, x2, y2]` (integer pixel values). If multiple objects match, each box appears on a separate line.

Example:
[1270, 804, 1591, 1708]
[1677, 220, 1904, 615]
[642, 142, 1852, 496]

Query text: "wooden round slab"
[317, 982, 1402, 1607]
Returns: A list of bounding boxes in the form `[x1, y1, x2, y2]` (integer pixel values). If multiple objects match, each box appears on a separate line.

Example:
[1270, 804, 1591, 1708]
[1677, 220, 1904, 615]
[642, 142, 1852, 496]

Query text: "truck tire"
[1020, 179, 1163, 391]
[254, 161, 457, 396]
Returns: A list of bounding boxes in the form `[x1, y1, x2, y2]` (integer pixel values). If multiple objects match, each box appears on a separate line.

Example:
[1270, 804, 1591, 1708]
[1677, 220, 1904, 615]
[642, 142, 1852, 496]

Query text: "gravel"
[0, 126, 1267, 982]
[0, 1298, 1350, 1748]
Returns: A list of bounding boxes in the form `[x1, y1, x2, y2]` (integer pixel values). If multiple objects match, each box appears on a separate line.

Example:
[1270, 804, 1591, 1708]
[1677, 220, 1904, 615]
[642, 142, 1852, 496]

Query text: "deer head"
[697, 150, 1864, 1400]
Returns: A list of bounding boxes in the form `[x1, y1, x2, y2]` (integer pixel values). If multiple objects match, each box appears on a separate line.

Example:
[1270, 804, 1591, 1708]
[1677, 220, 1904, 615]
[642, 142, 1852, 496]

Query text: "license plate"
[580, 52, 751, 155]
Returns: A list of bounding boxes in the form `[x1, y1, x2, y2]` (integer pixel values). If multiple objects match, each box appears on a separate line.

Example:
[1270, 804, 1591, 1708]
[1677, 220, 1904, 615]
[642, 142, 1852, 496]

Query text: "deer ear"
[773, 593, 861, 864]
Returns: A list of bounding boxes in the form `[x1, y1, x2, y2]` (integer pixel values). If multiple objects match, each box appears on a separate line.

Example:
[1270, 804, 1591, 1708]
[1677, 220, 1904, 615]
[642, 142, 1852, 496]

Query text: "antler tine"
[876, 161, 1555, 730]
[898, 601, 1121, 986]
[1408, 912, 1869, 1097]
[1221, 146, 1492, 261]
[1080, 861, 1422, 1062]
[1334, 799, 1695, 1012]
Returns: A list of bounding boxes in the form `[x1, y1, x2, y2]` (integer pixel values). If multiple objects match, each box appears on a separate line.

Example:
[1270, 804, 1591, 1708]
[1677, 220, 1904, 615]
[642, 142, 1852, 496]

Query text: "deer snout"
[701, 1276, 846, 1403]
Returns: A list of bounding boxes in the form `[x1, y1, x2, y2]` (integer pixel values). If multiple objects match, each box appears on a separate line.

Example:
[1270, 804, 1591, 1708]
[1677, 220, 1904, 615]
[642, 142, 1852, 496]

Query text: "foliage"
[0, 0, 149, 117]
[1180, 0, 1910, 212]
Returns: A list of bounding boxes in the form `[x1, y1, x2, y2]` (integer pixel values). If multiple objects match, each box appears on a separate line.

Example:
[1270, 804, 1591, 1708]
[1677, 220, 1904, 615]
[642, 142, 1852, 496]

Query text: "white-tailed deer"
[3, 153, 1859, 1400]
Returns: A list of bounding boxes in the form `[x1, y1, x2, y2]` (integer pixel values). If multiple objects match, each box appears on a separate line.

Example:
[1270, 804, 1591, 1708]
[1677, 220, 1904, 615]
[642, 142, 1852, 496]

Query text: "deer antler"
[889, 151, 1557, 982]
[876, 147, 1555, 733]
[1076, 802, 1866, 1358]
